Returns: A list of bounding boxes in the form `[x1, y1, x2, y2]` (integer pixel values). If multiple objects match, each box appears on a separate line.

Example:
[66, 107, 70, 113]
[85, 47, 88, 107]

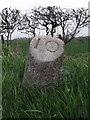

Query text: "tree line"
[0, 6, 89, 46]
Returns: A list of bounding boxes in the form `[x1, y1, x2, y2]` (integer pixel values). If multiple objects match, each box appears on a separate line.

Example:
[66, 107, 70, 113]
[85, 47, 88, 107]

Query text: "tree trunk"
[9, 33, 12, 45]
[51, 27, 54, 37]
[1, 35, 4, 44]
[46, 27, 49, 35]
[6, 34, 9, 47]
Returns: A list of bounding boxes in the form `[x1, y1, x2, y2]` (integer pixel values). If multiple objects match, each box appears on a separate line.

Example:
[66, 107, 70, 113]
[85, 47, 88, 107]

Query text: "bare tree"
[0, 6, 88, 45]
[32, 6, 89, 44]
[0, 23, 3, 44]
[0, 15, 6, 44]
[18, 13, 39, 38]
[32, 6, 60, 37]
[0, 8, 20, 46]
[59, 8, 89, 44]
[32, 6, 50, 36]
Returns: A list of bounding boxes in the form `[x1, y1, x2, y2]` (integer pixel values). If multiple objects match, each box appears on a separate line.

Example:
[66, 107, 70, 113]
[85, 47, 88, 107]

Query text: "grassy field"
[2, 38, 88, 118]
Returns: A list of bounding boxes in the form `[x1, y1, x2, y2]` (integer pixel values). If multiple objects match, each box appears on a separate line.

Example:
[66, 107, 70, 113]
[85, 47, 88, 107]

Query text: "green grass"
[65, 39, 88, 56]
[2, 39, 88, 118]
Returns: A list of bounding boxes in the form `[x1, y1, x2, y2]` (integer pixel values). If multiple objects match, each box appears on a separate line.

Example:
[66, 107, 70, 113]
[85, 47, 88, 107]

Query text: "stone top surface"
[30, 36, 64, 62]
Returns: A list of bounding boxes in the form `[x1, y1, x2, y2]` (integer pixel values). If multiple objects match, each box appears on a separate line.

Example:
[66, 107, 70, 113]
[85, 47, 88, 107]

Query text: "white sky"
[0, 0, 89, 12]
[0, 0, 89, 38]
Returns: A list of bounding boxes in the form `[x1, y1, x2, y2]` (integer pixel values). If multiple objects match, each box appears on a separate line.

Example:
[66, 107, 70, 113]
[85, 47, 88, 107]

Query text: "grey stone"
[23, 36, 64, 88]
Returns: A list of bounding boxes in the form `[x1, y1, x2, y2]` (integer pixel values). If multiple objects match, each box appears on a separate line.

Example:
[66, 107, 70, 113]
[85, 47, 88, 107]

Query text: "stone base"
[23, 36, 64, 88]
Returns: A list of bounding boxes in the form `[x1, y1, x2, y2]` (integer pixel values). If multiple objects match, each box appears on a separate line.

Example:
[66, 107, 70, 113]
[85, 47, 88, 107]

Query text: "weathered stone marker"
[23, 36, 64, 88]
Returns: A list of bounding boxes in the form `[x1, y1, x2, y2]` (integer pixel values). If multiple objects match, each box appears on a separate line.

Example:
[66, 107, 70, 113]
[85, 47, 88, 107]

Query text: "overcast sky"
[0, 0, 89, 38]
[0, 0, 89, 12]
